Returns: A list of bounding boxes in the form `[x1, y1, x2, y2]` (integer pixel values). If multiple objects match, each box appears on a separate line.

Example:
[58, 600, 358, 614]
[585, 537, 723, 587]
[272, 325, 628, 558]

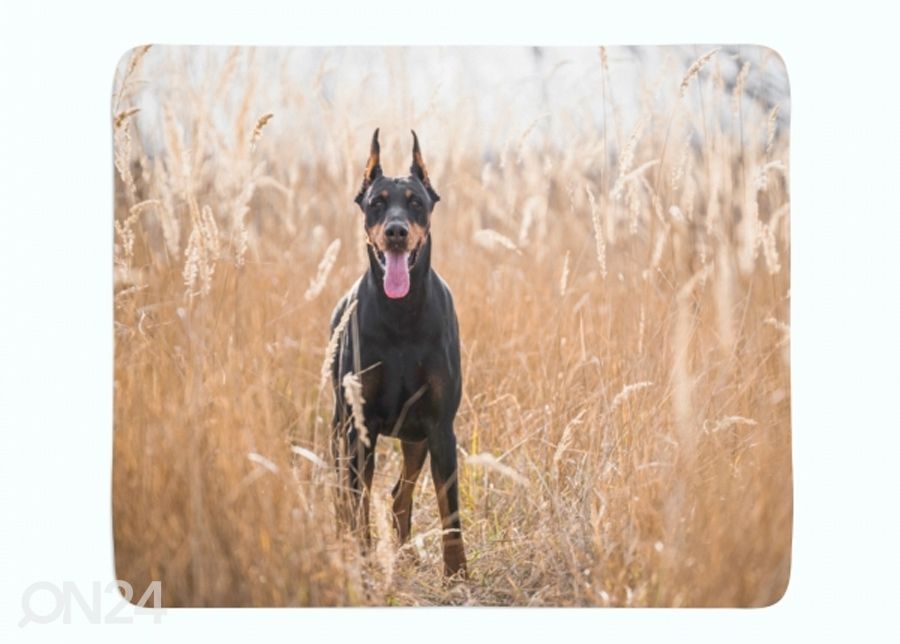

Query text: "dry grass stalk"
[620, 159, 660, 192]
[732, 61, 752, 118]
[559, 251, 570, 296]
[129, 199, 160, 216]
[247, 452, 279, 473]
[610, 111, 650, 199]
[473, 229, 520, 254]
[183, 203, 219, 298]
[671, 266, 711, 451]
[320, 299, 357, 392]
[671, 132, 692, 191]
[759, 222, 781, 274]
[114, 107, 141, 129]
[585, 186, 607, 278]
[231, 179, 256, 268]
[342, 372, 370, 448]
[250, 112, 274, 148]
[766, 105, 780, 157]
[162, 104, 190, 197]
[466, 453, 528, 486]
[515, 114, 550, 164]
[705, 416, 757, 434]
[291, 445, 327, 468]
[679, 48, 720, 97]
[114, 213, 138, 273]
[113, 45, 152, 112]
[552, 410, 586, 473]
[609, 381, 654, 415]
[113, 108, 140, 203]
[714, 240, 736, 354]
[305, 239, 341, 301]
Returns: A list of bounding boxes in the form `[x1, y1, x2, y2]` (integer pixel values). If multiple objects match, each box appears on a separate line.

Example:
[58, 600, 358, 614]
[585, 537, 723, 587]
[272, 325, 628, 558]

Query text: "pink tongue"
[383, 251, 410, 299]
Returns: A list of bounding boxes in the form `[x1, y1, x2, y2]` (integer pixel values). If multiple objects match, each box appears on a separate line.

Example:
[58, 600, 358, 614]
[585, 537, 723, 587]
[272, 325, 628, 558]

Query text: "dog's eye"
[370, 199, 385, 212]
[409, 198, 423, 211]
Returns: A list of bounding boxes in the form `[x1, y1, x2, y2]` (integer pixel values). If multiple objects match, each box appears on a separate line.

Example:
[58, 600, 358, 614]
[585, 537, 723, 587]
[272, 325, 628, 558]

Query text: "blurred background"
[129, 45, 789, 165]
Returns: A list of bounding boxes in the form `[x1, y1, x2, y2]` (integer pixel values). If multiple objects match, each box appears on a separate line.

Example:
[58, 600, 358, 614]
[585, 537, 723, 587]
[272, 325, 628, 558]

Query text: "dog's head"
[354, 129, 440, 299]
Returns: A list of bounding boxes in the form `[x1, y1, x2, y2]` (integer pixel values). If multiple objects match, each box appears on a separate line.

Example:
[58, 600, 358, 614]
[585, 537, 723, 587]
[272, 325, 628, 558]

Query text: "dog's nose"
[385, 221, 409, 241]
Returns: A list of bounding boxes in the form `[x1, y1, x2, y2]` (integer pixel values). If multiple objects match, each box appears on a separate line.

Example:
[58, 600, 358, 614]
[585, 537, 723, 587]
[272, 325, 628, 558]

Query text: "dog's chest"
[357, 339, 446, 437]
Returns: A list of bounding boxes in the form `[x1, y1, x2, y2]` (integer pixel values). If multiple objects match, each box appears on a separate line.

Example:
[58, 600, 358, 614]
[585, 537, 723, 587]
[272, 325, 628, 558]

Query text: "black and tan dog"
[329, 129, 466, 577]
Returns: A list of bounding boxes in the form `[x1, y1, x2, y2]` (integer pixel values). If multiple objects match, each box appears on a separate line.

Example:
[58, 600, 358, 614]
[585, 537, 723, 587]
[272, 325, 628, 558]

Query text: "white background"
[1, 0, 898, 642]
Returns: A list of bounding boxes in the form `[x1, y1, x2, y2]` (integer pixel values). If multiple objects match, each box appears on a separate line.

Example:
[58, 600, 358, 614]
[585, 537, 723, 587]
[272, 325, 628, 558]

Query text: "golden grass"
[112, 45, 791, 607]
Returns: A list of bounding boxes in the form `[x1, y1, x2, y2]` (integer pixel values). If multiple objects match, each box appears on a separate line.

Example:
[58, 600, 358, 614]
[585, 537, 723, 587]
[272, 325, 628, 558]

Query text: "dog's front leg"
[428, 427, 467, 578]
[392, 439, 429, 543]
[333, 416, 378, 547]
[347, 431, 377, 547]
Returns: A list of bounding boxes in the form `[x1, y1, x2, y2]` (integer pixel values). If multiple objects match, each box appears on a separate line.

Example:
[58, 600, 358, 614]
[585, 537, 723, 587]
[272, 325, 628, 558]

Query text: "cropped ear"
[410, 130, 440, 203]
[354, 128, 382, 206]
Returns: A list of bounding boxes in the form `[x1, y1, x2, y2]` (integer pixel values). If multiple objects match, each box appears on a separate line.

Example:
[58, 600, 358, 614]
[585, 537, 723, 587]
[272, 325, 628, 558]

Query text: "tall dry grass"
[112, 45, 791, 606]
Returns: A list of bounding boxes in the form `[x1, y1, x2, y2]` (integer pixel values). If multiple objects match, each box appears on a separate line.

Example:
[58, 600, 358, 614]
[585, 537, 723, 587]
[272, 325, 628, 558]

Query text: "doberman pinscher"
[329, 129, 466, 578]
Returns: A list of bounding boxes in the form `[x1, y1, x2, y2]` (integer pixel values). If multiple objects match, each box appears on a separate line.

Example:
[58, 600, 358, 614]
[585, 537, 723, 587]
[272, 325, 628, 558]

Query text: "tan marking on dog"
[405, 189, 413, 199]
[407, 222, 428, 251]
[380, 189, 389, 199]
[366, 222, 387, 252]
